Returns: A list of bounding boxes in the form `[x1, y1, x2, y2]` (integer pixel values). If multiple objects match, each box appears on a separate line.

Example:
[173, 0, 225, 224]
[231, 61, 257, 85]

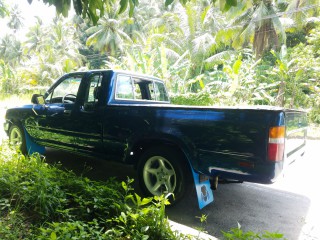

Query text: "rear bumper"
[208, 166, 279, 184]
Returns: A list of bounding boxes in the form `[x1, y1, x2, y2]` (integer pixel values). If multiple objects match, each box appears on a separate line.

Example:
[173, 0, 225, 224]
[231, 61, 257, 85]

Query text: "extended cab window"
[149, 81, 169, 102]
[115, 74, 169, 102]
[116, 75, 134, 99]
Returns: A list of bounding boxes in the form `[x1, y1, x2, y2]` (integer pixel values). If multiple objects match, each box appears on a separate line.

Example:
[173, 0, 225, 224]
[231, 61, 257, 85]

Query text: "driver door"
[32, 73, 83, 150]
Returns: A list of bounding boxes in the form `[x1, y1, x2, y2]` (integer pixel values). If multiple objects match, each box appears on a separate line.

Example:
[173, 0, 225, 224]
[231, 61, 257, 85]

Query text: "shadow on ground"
[167, 182, 310, 239]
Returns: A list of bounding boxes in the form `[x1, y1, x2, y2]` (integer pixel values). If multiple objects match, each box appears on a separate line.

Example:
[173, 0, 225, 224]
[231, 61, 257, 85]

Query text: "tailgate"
[285, 110, 307, 162]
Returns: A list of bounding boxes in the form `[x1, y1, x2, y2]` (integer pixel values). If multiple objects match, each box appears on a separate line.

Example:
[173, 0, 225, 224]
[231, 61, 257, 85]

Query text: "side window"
[83, 73, 103, 111]
[115, 75, 168, 102]
[154, 81, 169, 101]
[116, 75, 134, 99]
[46, 75, 82, 103]
[86, 74, 103, 103]
[148, 81, 169, 102]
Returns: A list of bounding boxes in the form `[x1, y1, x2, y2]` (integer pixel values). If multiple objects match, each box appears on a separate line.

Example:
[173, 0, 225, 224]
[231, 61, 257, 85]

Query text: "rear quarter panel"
[121, 105, 286, 183]
[157, 107, 283, 182]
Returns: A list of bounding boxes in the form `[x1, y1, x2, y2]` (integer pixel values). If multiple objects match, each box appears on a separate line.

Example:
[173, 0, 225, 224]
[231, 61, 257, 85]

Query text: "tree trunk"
[276, 80, 286, 107]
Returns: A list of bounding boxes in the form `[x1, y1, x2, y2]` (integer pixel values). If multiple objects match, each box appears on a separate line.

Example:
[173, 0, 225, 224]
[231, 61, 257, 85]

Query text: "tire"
[9, 124, 27, 154]
[137, 146, 191, 204]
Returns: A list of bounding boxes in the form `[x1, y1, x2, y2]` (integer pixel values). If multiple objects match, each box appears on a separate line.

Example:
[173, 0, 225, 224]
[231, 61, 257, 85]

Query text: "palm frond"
[230, 8, 253, 26]
[192, 33, 216, 55]
[205, 50, 235, 66]
[252, 1, 269, 29]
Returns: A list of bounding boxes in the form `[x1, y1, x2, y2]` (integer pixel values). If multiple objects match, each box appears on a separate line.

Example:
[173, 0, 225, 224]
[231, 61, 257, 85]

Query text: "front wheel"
[9, 124, 26, 154]
[137, 147, 191, 204]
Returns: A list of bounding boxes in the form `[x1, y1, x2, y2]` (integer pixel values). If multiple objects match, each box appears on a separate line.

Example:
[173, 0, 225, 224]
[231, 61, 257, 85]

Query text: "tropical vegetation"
[1, 0, 319, 122]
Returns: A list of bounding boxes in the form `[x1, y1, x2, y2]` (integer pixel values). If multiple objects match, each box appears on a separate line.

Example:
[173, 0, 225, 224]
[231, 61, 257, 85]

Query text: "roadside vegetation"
[0, 142, 191, 239]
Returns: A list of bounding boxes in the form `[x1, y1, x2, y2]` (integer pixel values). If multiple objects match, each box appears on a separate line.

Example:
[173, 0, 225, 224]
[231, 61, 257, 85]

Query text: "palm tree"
[286, 0, 320, 28]
[49, 16, 82, 61]
[25, 17, 46, 53]
[104, 0, 233, 93]
[7, 4, 24, 32]
[0, 0, 8, 18]
[0, 34, 23, 67]
[86, 4, 133, 57]
[231, 0, 286, 58]
[21, 17, 84, 86]
[166, 1, 232, 91]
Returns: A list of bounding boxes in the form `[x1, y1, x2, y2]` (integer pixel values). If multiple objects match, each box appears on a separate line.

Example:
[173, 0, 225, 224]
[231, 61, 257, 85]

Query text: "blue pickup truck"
[4, 70, 307, 203]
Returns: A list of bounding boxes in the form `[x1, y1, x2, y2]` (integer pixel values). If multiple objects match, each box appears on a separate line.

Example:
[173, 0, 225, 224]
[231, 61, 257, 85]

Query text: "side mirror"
[31, 94, 45, 105]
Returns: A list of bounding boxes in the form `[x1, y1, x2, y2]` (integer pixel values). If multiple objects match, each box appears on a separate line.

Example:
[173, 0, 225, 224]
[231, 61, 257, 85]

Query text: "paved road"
[42, 141, 320, 240]
[167, 141, 320, 239]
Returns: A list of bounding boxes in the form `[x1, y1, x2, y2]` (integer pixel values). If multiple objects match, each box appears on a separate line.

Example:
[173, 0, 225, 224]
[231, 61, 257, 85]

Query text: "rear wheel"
[137, 147, 190, 204]
[9, 124, 26, 154]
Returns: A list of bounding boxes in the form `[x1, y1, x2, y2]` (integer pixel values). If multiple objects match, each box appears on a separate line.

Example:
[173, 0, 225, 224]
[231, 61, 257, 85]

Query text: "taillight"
[268, 126, 285, 161]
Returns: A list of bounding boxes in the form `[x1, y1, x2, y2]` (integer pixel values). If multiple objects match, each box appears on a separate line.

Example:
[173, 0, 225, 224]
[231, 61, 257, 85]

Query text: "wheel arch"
[5, 108, 25, 130]
[128, 135, 196, 171]
[5, 118, 23, 133]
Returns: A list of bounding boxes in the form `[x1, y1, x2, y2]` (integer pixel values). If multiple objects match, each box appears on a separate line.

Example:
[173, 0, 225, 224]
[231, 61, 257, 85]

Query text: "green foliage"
[0, 142, 192, 239]
[106, 193, 176, 239]
[30, 0, 240, 24]
[0, 211, 33, 239]
[309, 108, 320, 124]
[0, 15, 83, 94]
[1, 0, 319, 119]
[0, 143, 124, 223]
[222, 223, 286, 240]
[38, 220, 109, 240]
[0, 0, 8, 18]
[171, 91, 214, 106]
[194, 214, 208, 232]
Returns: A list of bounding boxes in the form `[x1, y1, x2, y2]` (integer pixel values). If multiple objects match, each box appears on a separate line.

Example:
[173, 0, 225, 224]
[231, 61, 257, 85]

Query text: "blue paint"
[192, 169, 214, 209]
[24, 129, 45, 155]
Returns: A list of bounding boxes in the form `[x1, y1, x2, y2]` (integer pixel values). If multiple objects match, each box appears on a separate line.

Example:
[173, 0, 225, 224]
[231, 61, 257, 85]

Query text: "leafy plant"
[222, 223, 286, 240]
[0, 143, 198, 239]
[105, 181, 177, 240]
[38, 220, 107, 240]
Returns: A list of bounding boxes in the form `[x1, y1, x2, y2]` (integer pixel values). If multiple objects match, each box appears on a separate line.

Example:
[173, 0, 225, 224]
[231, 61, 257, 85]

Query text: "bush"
[0, 143, 188, 239]
[0, 211, 33, 239]
[170, 92, 214, 106]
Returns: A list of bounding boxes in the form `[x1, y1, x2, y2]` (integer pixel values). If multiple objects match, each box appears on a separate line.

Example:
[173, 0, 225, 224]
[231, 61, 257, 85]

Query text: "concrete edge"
[169, 220, 218, 240]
